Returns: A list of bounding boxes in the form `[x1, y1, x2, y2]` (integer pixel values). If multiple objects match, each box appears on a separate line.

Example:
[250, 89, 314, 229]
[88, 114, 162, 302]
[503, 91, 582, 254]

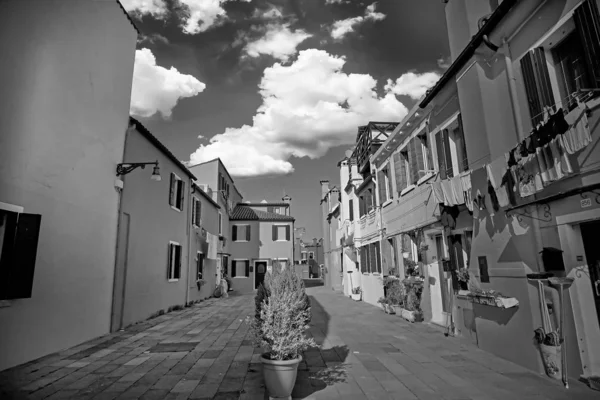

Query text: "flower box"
[467, 293, 519, 309]
[391, 305, 422, 322]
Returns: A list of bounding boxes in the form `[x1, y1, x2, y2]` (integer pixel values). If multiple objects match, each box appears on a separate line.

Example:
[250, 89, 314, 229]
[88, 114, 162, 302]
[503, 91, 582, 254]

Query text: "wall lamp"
[116, 161, 161, 181]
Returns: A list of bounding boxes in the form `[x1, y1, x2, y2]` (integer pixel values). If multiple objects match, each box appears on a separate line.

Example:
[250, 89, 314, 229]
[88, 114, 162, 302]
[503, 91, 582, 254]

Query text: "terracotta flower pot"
[261, 353, 302, 399]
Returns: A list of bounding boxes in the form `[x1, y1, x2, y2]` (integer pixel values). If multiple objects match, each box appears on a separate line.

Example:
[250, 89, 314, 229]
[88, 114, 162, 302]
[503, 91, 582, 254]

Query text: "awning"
[344, 248, 357, 263]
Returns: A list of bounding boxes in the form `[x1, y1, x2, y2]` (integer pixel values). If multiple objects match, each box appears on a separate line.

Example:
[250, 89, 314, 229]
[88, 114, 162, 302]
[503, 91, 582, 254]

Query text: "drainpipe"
[502, 37, 544, 270]
[185, 184, 194, 307]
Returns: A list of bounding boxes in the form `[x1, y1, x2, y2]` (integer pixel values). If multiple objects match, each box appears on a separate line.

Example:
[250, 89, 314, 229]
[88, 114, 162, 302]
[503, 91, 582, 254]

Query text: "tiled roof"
[241, 202, 290, 207]
[231, 206, 294, 222]
[115, 0, 141, 35]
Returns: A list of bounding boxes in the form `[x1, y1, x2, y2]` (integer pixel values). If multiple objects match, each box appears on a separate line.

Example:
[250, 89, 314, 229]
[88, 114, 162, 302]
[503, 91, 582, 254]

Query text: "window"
[435, 235, 446, 261]
[309, 252, 314, 259]
[218, 213, 222, 235]
[232, 224, 251, 242]
[274, 258, 288, 269]
[301, 251, 307, 260]
[360, 245, 369, 273]
[418, 130, 434, 175]
[388, 237, 397, 274]
[521, 1, 600, 125]
[169, 173, 186, 211]
[222, 255, 229, 276]
[463, 230, 473, 269]
[232, 259, 250, 278]
[196, 252, 204, 280]
[272, 224, 290, 241]
[435, 115, 468, 180]
[377, 167, 392, 204]
[369, 241, 382, 274]
[348, 199, 354, 221]
[168, 242, 182, 281]
[192, 197, 201, 227]
[0, 207, 42, 300]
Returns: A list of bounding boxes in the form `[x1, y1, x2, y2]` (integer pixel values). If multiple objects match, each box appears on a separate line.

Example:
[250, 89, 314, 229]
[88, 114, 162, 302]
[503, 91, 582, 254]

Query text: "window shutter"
[179, 181, 185, 209]
[196, 199, 201, 225]
[456, 114, 469, 171]
[191, 198, 196, 226]
[393, 152, 406, 193]
[245, 260, 250, 277]
[232, 261, 236, 277]
[520, 48, 554, 126]
[272, 225, 277, 241]
[408, 138, 420, 184]
[169, 173, 175, 206]
[435, 131, 446, 180]
[167, 243, 173, 279]
[414, 137, 425, 180]
[286, 225, 290, 241]
[442, 129, 454, 178]
[1, 213, 42, 300]
[374, 241, 382, 273]
[349, 199, 354, 221]
[175, 245, 182, 279]
[420, 132, 433, 172]
[377, 170, 386, 205]
[575, 0, 600, 89]
[360, 246, 367, 273]
[246, 225, 251, 241]
[232, 225, 238, 241]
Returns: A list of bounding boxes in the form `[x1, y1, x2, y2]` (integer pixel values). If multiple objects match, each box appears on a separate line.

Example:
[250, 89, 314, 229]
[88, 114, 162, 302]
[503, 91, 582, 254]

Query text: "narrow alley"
[0, 282, 595, 400]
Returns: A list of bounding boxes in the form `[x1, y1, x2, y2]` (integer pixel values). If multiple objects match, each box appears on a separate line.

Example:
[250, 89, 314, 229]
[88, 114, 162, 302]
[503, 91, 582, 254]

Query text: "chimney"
[320, 180, 329, 197]
[282, 194, 292, 215]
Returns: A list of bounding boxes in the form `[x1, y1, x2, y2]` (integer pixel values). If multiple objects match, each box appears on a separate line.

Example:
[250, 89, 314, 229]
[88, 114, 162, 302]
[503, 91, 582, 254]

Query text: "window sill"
[382, 199, 393, 209]
[233, 276, 248, 279]
[400, 185, 416, 197]
[168, 279, 179, 282]
[275, 240, 289, 242]
[417, 172, 435, 186]
[171, 206, 182, 212]
[234, 240, 248, 243]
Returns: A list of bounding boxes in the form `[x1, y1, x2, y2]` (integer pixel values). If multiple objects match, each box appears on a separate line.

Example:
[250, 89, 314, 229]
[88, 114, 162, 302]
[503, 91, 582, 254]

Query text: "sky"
[121, 0, 451, 240]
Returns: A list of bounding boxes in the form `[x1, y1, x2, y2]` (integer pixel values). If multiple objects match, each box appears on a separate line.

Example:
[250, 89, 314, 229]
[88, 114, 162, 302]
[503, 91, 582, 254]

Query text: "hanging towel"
[555, 136, 573, 175]
[470, 167, 489, 214]
[516, 159, 537, 198]
[542, 144, 558, 182]
[460, 171, 473, 212]
[501, 166, 519, 206]
[432, 181, 445, 204]
[486, 157, 510, 208]
[549, 138, 565, 180]
[451, 175, 465, 205]
[524, 153, 544, 192]
[441, 179, 457, 206]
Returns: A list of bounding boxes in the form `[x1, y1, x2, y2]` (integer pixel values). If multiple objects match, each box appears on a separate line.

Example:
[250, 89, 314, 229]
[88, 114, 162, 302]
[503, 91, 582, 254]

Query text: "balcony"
[357, 208, 381, 246]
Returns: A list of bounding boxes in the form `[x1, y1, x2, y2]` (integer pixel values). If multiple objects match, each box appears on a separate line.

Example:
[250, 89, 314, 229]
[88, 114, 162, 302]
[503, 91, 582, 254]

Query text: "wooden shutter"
[245, 260, 250, 277]
[377, 170, 386, 205]
[442, 129, 454, 178]
[179, 181, 185, 210]
[169, 173, 175, 206]
[456, 114, 469, 172]
[175, 245, 181, 279]
[191, 198, 196, 226]
[195, 199, 201, 225]
[232, 225, 238, 241]
[349, 199, 354, 221]
[520, 48, 554, 126]
[414, 137, 425, 180]
[375, 241, 382, 273]
[286, 225, 290, 241]
[393, 152, 407, 193]
[246, 225, 251, 241]
[167, 243, 173, 279]
[368, 243, 377, 273]
[575, 0, 600, 89]
[359, 196, 365, 216]
[232, 260, 237, 277]
[272, 225, 277, 241]
[420, 133, 433, 172]
[360, 246, 368, 273]
[435, 131, 447, 180]
[408, 138, 421, 184]
[0, 213, 42, 300]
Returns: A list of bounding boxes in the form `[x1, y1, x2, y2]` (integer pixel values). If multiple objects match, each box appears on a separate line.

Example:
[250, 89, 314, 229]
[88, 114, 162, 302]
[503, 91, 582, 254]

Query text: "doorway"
[580, 221, 600, 329]
[255, 260, 267, 289]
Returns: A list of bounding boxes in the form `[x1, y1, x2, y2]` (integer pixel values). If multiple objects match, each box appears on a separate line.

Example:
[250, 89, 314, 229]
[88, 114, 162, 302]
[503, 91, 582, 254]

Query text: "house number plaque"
[581, 198, 592, 208]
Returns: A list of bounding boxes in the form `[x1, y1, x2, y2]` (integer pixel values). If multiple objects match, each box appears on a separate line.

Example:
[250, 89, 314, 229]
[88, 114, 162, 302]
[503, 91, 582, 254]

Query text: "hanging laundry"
[516, 158, 537, 198]
[501, 165, 519, 206]
[432, 181, 444, 204]
[563, 102, 592, 154]
[451, 175, 465, 205]
[541, 144, 558, 183]
[550, 108, 569, 136]
[441, 179, 458, 206]
[486, 157, 509, 208]
[470, 167, 490, 215]
[523, 153, 544, 191]
[460, 171, 473, 212]
[487, 180, 500, 213]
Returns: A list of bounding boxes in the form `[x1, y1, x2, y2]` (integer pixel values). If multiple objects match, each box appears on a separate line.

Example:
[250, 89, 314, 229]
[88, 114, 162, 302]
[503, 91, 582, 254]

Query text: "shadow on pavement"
[291, 294, 349, 399]
[302, 279, 324, 288]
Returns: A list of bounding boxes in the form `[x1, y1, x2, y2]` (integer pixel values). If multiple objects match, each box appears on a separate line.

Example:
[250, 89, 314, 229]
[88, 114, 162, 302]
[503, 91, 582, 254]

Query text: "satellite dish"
[345, 149, 353, 158]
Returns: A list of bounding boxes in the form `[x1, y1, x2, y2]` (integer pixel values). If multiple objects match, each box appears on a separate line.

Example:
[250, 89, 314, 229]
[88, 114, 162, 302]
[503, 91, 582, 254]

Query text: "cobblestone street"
[0, 283, 596, 400]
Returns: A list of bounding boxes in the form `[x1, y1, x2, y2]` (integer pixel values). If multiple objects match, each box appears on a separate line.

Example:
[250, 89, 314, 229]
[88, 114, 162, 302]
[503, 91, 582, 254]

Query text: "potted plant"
[386, 280, 405, 315]
[377, 297, 395, 314]
[248, 263, 316, 399]
[456, 269, 469, 290]
[351, 286, 362, 301]
[196, 278, 206, 290]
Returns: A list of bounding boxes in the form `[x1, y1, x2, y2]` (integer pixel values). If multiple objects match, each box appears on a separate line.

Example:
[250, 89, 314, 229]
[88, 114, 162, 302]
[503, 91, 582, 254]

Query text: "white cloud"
[120, 0, 167, 18]
[121, 0, 251, 34]
[252, 4, 283, 19]
[330, 2, 386, 40]
[130, 48, 207, 119]
[243, 24, 312, 61]
[325, 0, 349, 4]
[189, 49, 418, 177]
[384, 72, 441, 100]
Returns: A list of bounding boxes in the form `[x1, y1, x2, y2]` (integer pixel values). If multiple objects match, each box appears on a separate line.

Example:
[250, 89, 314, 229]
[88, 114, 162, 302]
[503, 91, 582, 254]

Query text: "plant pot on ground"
[351, 286, 362, 301]
[248, 262, 316, 400]
[457, 269, 470, 291]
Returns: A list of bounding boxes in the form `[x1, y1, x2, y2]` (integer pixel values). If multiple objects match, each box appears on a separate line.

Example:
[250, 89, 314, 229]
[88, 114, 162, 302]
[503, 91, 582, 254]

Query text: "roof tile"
[231, 206, 294, 222]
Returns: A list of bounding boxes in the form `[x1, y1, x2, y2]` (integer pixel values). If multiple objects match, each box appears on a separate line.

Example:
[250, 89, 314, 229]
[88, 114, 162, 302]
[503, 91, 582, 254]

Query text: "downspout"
[502, 38, 544, 270]
[185, 184, 194, 307]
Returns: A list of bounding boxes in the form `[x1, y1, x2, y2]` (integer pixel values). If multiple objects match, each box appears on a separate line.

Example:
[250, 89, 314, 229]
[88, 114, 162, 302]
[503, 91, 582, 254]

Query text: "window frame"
[169, 173, 185, 212]
[232, 258, 250, 278]
[274, 224, 290, 242]
[232, 224, 251, 242]
[432, 112, 468, 179]
[196, 251, 204, 281]
[309, 251, 314, 259]
[167, 241, 182, 282]
[192, 196, 202, 228]
[218, 212, 222, 235]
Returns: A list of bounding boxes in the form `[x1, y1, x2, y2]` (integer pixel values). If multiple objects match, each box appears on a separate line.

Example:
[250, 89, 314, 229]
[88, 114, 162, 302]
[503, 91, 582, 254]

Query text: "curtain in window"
[520, 48, 555, 126]
[393, 152, 407, 194]
[575, 0, 600, 90]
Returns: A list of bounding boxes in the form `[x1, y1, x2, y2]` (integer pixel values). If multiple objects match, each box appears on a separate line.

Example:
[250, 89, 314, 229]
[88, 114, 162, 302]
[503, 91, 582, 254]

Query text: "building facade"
[0, 0, 138, 371]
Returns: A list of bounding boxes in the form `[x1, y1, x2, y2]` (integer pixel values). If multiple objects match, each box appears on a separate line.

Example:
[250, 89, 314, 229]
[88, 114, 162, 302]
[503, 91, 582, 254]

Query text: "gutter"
[419, 0, 520, 108]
